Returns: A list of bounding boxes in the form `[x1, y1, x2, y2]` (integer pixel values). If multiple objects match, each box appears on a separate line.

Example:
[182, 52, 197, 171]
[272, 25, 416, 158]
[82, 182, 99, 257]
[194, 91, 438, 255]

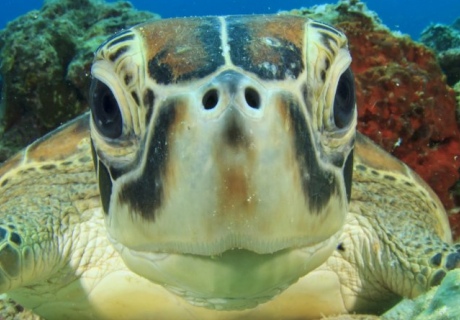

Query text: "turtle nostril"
[202, 89, 219, 110]
[244, 87, 260, 109]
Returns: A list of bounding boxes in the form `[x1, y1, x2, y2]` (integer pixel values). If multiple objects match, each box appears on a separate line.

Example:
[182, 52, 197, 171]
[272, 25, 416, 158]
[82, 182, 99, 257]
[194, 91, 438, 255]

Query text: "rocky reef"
[0, 0, 159, 160]
[421, 20, 460, 181]
[287, 0, 460, 238]
[420, 19, 460, 87]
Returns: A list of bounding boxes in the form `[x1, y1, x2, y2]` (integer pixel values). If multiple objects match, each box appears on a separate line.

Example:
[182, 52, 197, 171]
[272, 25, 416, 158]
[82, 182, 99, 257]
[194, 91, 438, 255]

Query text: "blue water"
[1, 0, 459, 40]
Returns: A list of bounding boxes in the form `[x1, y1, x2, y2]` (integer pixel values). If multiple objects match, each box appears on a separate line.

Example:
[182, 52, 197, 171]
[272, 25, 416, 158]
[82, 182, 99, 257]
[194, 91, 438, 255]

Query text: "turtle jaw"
[100, 76, 349, 307]
[97, 71, 352, 307]
[108, 228, 342, 310]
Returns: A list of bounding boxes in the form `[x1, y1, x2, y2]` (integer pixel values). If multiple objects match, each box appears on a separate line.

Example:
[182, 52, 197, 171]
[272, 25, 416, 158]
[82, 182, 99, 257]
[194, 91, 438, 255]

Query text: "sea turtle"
[0, 14, 458, 320]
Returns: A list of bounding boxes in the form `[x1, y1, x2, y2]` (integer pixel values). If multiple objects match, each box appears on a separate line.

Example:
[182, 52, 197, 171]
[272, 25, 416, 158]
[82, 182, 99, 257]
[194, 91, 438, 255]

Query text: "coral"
[421, 23, 460, 52]
[421, 20, 460, 86]
[0, 0, 159, 160]
[287, 0, 460, 238]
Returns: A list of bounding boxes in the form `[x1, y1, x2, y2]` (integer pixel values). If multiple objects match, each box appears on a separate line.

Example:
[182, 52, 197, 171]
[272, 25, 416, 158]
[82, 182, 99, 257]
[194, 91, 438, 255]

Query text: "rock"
[421, 21, 460, 86]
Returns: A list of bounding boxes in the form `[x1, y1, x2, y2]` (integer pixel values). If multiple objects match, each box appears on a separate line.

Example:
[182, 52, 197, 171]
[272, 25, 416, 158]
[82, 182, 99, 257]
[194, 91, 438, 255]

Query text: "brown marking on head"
[214, 117, 257, 216]
[275, 93, 294, 134]
[220, 166, 252, 212]
[245, 16, 305, 71]
[137, 18, 223, 84]
[275, 94, 304, 197]
[248, 15, 305, 49]
[160, 99, 189, 197]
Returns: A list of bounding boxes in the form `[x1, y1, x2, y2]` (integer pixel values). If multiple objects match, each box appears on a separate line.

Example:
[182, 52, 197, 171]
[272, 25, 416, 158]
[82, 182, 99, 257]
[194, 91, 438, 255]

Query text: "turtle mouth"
[108, 229, 341, 310]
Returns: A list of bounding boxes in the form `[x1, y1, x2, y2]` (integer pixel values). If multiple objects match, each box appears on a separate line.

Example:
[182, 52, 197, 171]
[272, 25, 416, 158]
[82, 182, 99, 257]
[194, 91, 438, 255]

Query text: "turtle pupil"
[103, 94, 117, 117]
[90, 79, 123, 138]
[333, 68, 355, 129]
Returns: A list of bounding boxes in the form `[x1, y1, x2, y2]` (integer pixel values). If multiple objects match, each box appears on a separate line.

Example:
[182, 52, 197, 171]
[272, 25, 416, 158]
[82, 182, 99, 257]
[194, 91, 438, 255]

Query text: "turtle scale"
[0, 15, 458, 319]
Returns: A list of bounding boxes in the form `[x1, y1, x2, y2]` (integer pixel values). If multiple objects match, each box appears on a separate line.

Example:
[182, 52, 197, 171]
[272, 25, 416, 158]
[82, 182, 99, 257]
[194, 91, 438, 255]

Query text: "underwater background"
[2, 0, 460, 40]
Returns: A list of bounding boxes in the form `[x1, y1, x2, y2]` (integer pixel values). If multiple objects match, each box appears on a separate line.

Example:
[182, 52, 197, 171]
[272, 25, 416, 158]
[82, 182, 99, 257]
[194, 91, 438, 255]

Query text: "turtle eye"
[333, 68, 355, 129]
[90, 79, 123, 139]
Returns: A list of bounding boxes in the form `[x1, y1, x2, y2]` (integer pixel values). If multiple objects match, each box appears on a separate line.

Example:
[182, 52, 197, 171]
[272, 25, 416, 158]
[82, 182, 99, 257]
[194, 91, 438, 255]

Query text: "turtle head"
[90, 15, 356, 310]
